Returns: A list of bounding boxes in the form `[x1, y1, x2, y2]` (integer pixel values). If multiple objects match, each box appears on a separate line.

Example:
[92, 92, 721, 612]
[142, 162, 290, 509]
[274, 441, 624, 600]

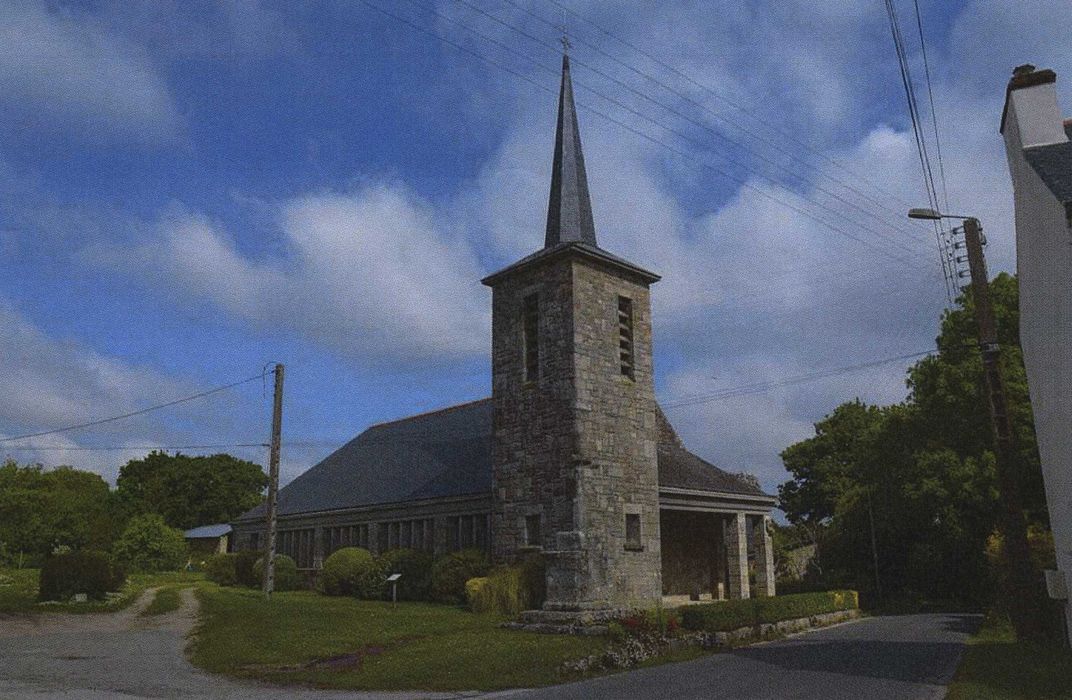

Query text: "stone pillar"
[726, 512, 750, 599]
[753, 515, 776, 598]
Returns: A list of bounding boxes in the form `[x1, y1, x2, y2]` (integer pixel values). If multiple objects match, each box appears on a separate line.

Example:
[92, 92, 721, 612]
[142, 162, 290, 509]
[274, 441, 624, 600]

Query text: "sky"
[1, 0, 1070, 502]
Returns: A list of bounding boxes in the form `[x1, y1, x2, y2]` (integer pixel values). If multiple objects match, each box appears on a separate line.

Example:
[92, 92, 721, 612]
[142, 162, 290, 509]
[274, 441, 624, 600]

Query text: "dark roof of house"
[1023, 122, 1072, 206]
[184, 524, 232, 539]
[238, 399, 769, 521]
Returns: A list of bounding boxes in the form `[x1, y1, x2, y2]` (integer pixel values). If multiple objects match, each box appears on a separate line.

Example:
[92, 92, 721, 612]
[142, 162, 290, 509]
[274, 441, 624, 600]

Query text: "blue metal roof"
[184, 524, 232, 539]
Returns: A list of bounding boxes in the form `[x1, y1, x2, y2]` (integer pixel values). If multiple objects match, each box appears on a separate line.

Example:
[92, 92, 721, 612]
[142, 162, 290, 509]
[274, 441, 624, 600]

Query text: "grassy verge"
[945, 615, 1072, 699]
[190, 587, 608, 691]
[141, 586, 185, 616]
[0, 568, 205, 613]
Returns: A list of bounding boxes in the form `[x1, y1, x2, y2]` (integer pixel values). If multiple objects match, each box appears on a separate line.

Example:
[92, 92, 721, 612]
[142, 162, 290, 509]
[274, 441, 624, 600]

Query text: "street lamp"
[907, 206, 1044, 639]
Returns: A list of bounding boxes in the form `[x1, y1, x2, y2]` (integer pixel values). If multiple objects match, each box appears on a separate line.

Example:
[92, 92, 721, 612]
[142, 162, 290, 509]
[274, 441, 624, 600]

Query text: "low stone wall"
[693, 608, 861, 647]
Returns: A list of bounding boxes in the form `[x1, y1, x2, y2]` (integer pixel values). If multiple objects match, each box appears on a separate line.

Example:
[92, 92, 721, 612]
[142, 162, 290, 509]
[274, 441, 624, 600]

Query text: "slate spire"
[544, 53, 597, 248]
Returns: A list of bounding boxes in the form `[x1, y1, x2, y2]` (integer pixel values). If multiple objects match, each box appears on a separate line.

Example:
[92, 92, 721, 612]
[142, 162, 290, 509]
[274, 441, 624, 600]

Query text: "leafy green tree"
[777, 274, 1045, 607]
[115, 452, 267, 530]
[0, 461, 119, 565]
[113, 513, 187, 572]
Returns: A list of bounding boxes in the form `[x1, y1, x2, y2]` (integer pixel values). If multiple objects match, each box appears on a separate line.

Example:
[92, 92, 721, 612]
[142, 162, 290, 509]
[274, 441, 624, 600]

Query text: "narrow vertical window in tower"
[523, 293, 540, 382]
[618, 296, 635, 379]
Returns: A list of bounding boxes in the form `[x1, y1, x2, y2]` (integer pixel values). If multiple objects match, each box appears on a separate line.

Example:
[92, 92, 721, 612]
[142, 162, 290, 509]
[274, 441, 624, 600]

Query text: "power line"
[884, 0, 955, 305]
[542, 0, 925, 214]
[361, 0, 930, 268]
[451, 0, 932, 253]
[661, 349, 936, 409]
[0, 371, 268, 444]
[491, 0, 932, 237]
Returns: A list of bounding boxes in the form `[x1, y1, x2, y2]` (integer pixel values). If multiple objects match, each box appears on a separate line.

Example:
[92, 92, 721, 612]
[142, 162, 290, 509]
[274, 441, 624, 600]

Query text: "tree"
[777, 274, 1046, 608]
[113, 513, 187, 572]
[0, 461, 119, 565]
[115, 452, 267, 530]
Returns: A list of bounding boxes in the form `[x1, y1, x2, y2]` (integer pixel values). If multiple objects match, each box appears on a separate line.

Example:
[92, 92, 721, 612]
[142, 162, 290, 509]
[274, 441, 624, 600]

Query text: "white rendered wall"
[1004, 103, 1072, 641]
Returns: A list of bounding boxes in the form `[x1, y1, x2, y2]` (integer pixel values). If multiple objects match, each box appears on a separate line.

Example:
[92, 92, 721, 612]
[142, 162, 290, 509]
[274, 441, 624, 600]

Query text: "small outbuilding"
[184, 524, 232, 556]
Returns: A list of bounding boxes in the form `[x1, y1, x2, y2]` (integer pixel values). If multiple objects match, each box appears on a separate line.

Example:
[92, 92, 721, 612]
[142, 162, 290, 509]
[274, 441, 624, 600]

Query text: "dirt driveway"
[0, 588, 468, 699]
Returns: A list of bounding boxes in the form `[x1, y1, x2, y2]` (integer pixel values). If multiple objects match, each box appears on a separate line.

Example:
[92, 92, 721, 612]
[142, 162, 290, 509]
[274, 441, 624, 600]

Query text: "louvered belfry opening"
[523, 293, 540, 382]
[618, 295, 635, 379]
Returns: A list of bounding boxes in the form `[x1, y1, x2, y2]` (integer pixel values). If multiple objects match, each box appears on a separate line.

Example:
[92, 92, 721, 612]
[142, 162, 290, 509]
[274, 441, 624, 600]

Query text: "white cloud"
[0, 1, 180, 142]
[125, 183, 490, 363]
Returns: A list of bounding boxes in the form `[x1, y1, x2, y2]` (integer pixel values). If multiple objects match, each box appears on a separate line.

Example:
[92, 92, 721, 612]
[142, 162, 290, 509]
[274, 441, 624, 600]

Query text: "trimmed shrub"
[38, 550, 126, 602]
[376, 548, 434, 601]
[234, 549, 262, 588]
[204, 553, 238, 587]
[430, 548, 490, 604]
[680, 590, 859, 633]
[465, 577, 489, 609]
[112, 514, 187, 573]
[252, 554, 301, 591]
[321, 547, 385, 599]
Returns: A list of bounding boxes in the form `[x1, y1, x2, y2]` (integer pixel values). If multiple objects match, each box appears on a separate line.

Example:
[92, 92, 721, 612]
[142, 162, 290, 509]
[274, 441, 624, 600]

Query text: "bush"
[234, 549, 262, 587]
[466, 559, 546, 616]
[376, 548, 434, 601]
[204, 553, 238, 587]
[112, 514, 187, 573]
[252, 554, 301, 591]
[680, 590, 858, 633]
[430, 548, 490, 604]
[467, 567, 524, 616]
[38, 550, 126, 602]
[321, 547, 385, 598]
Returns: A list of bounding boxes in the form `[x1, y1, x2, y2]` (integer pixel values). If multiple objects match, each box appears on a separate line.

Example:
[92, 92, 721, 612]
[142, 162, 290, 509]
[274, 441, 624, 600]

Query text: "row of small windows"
[243, 516, 490, 568]
[521, 293, 636, 381]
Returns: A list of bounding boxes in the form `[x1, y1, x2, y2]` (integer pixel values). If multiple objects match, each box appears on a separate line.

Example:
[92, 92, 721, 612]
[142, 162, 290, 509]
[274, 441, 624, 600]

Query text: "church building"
[232, 54, 778, 608]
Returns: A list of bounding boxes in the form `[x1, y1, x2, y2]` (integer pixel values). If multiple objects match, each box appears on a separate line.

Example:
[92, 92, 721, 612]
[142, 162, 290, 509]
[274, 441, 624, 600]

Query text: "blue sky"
[2, 0, 1070, 497]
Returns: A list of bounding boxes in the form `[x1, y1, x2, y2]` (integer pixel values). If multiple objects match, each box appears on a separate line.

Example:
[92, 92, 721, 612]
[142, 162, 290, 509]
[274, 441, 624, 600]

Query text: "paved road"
[491, 613, 981, 700]
[0, 590, 978, 700]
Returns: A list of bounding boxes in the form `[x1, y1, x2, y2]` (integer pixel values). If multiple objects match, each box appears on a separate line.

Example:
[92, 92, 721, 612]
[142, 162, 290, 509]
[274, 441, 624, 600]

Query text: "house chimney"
[1000, 65, 1067, 148]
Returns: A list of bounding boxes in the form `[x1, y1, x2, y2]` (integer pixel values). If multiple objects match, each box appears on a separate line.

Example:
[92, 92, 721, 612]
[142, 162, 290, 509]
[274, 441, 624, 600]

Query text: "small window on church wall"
[525, 514, 541, 547]
[625, 514, 642, 550]
[523, 294, 540, 381]
[618, 296, 635, 379]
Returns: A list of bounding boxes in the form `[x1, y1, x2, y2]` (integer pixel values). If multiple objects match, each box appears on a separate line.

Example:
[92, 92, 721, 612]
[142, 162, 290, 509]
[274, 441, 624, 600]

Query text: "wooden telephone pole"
[263, 363, 284, 599]
[962, 218, 1043, 639]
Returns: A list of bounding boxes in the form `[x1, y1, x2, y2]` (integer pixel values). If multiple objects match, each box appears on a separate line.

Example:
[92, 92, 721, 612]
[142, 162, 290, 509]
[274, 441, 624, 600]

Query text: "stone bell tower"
[482, 53, 662, 611]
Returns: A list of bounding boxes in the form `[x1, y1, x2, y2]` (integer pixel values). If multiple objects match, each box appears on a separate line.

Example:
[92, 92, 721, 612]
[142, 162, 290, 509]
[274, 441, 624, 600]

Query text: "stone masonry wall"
[489, 251, 662, 610]
[570, 260, 661, 607]
[490, 257, 578, 563]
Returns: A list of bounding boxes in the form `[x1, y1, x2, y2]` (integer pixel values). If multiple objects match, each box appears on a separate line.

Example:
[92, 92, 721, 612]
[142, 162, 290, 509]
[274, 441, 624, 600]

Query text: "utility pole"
[263, 363, 284, 599]
[962, 218, 1043, 639]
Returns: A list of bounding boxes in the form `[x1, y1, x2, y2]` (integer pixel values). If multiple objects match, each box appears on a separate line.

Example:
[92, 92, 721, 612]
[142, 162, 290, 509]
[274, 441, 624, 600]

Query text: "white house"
[1000, 64, 1072, 642]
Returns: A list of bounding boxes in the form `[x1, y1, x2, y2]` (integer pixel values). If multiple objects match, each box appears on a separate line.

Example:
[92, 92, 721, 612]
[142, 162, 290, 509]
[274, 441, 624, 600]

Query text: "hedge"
[204, 553, 238, 587]
[680, 590, 858, 633]
[38, 550, 126, 602]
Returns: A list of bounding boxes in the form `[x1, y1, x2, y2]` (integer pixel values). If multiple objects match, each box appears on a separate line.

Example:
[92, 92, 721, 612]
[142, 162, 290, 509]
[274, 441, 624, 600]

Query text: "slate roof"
[184, 524, 232, 539]
[1022, 122, 1072, 207]
[237, 399, 770, 522]
[545, 54, 597, 248]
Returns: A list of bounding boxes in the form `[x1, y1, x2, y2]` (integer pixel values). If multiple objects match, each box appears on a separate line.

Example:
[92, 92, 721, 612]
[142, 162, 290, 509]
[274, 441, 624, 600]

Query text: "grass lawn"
[946, 616, 1072, 699]
[190, 586, 609, 691]
[141, 586, 185, 616]
[0, 568, 205, 613]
